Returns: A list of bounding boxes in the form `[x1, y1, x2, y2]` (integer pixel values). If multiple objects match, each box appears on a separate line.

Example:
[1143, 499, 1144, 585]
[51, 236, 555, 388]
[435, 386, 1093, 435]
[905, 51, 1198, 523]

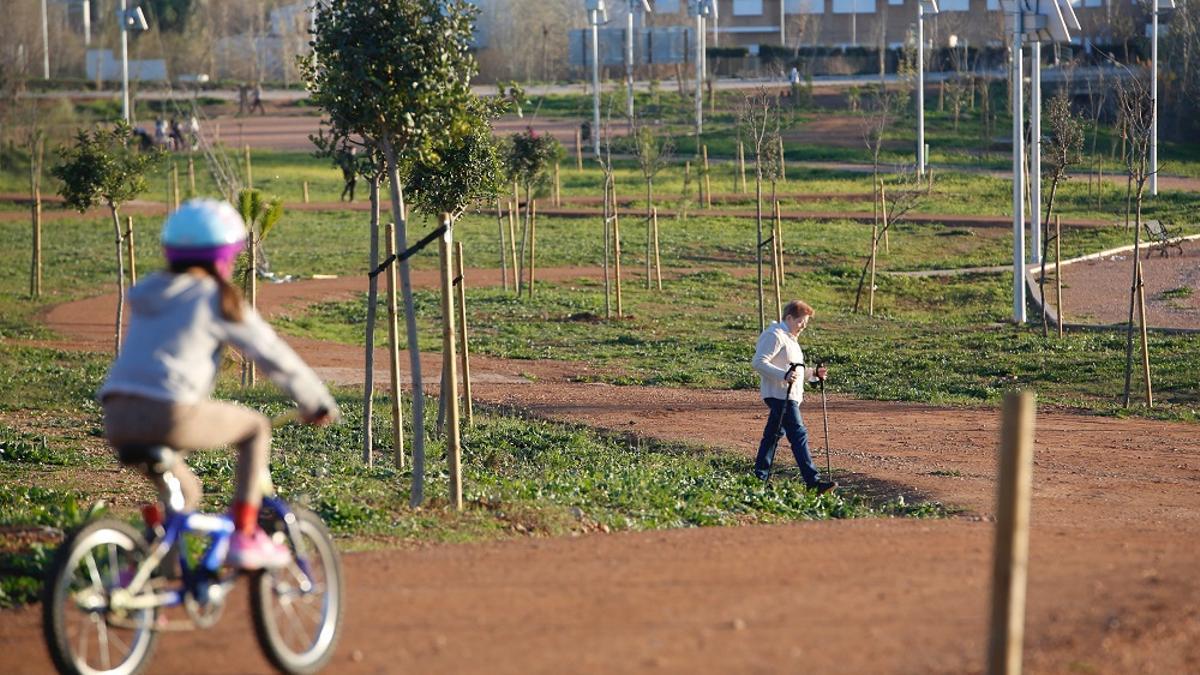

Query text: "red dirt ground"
[2, 269, 1198, 674]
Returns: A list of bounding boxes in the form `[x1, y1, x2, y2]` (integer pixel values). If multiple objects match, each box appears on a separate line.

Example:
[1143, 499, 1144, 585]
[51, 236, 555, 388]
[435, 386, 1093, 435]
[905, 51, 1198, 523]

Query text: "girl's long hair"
[168, 261, 244, 322]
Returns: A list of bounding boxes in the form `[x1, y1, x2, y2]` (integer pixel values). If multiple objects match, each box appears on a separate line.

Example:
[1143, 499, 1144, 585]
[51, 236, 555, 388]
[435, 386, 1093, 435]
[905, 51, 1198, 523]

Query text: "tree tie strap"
[369, 224, 447, 279]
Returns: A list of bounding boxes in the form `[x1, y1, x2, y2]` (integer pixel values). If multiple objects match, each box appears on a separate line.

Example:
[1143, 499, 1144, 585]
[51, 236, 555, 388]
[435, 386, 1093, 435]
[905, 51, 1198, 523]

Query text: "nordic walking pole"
[819, 362, 831, 481]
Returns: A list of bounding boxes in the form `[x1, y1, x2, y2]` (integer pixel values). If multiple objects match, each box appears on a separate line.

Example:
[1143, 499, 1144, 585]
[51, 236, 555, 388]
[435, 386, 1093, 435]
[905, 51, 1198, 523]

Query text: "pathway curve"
[2, 270, 1198, 674]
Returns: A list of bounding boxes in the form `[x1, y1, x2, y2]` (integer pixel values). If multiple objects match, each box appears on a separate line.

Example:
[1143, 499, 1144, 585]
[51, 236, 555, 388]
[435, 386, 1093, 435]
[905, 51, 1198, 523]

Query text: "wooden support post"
[612, 183, 623, 317]
[495, 199, 509, 291]
[172, 163, 181, 210]
[507, 201, 519, 293]
[165, 166, 173, 215]
[737, 141, 747, 194]
[437, 214, 463, 510]
[774, 199, 785, 285]
[603, 176, 612, 318]
[302, 180, 310, 204]
[869, 222, 878, 317]
[1054, 216, 1063, 338]
[554, 161, 561, 207]
[512, 182, 522, 289]
[575, 127, 583, 171]
[701, 145, 712, 208]
[1136, 260, 1153, 408]
[454, 241, 473, 426]
[987, 391, 1035, 675]
[528, 199, 537, 296]
[243, 145, 253, 190]
[778, 135, 787, 183]
[385, 223, 406, 468]
[29, 134, 43, 298]
[245, 226, 257, 387]
[125, 217, 137, 285]
[187, 156, 196, 196]
[772, 203, 782, 322]
[652, 207, 662, 291]
[881, 181, 890, 254]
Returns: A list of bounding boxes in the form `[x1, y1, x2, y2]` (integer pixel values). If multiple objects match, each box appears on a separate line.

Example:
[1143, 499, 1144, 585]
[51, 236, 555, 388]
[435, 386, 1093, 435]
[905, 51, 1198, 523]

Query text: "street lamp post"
[41, 0, 50, 79]
[586, 1, 606, 157]
[689, 1, 712, 137]
[1151, 0, 1175, 197]
[1030, 39, 1041, 265]
[1011, 15, 1026, 324]
[917, 1, 940, 178]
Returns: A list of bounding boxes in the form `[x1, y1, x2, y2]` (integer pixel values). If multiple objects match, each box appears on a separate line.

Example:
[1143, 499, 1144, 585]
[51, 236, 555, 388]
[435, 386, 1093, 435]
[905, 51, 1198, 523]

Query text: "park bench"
[1143, 220, 1184, 258]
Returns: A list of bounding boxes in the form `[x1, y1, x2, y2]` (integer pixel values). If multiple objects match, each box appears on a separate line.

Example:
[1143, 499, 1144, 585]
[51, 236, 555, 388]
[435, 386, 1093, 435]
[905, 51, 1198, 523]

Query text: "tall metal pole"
[82, 0, 92, 46]
[917, 2, 926, 177]
[711, 0, 718, 47]
[591, 9, 601, 157]
[1150, 7, 1159, 196]
[41, 0, 50, 79]
[626, 10, 634, 119]
[695, 13, 704, 136]
[780, 0, 786, 45]
[120, 0, 131, 123]
[1011, 13, 1026, 324]
[1030, 40, 1042, 265]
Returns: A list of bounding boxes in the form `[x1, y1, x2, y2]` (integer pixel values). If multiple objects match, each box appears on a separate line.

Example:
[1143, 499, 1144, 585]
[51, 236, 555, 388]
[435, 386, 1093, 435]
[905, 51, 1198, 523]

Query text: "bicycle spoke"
[293, 595, 324, 625]
[77, 615, 94, 664]
[84, 552, 104, 592]
[107, 543, 120, 588]
[96, 613, 111, 670]
[107, 622, 131, 656]
[280, 597, 309, 648]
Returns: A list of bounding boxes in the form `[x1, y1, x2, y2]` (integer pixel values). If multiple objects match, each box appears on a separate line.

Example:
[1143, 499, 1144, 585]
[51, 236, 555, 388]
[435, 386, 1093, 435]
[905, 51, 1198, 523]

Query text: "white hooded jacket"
[752, 321, 817, 403]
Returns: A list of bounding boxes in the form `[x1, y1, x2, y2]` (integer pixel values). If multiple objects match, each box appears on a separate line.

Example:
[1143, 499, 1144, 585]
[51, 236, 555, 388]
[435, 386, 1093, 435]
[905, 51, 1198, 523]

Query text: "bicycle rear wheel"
[250, 506, 343, 674]
[42, 519, 159, 675]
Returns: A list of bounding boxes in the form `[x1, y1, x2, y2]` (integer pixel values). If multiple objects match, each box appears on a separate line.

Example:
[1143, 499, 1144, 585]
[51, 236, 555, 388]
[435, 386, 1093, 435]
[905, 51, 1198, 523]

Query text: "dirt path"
[3, 273, 1199, 674]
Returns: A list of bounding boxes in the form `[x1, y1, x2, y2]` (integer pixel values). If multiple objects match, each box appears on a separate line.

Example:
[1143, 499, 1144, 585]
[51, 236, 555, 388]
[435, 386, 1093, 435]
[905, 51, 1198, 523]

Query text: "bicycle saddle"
[116, 444, 180, 474]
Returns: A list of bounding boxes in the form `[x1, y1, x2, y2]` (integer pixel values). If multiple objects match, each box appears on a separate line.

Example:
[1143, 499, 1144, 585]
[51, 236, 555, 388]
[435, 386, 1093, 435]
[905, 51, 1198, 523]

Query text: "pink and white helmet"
[160, 198, 246, 267]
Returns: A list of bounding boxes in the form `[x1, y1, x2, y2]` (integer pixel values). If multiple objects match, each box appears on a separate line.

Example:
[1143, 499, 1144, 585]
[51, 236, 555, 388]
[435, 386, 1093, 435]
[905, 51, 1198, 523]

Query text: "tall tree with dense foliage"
[301, 0, 482, 505]
[52, 122, 159, 354]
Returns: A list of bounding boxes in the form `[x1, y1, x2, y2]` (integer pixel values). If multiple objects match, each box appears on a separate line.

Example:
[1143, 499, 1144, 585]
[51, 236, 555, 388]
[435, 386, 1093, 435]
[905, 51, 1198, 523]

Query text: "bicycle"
[42, 410, 343, 675]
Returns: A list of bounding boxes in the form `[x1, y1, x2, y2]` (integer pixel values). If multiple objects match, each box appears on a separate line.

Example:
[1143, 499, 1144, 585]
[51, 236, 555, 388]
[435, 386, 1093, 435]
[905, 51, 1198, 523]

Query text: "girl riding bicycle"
[98, 199, 339, 570]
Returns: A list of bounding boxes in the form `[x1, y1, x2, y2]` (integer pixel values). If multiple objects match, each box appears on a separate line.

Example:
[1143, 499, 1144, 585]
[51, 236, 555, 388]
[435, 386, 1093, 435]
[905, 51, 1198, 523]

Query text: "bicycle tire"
[249, 506, 344, 674]
[42, 519, 159, 675]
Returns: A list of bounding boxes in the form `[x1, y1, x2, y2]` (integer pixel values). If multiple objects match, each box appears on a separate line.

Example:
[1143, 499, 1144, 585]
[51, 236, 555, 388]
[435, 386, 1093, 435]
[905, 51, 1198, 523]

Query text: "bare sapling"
[631, 115, 673, 291]
[1038, 92, 1083, 338]
[739, 87, 780, 332]
[29, 130, 44, 298]
[853, 171, 923, 314]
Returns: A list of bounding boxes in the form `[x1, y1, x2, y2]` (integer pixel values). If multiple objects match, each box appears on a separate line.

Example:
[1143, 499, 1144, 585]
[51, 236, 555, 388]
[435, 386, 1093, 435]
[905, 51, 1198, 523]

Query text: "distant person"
[250, 83, 266, 115]
[237, 83, 249, 117]
[339, 147, 358, 202]
[750, 299, 835, 493]
[187, 115, 201, 150]
[169, 118, 185, 151]
[154, 118, 168, 148]
[789, 66, 801, 86]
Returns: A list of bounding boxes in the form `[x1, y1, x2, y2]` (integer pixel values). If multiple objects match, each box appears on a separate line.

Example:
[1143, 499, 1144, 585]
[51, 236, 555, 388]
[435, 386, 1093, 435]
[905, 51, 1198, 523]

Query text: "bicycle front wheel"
[42, 519, 159, 675]
[250, 506, 343, 674]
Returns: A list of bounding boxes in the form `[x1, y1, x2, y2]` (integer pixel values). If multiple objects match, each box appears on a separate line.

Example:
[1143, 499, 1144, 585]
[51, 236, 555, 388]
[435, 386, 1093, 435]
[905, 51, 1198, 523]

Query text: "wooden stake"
[385, 223, 406, 468]
[774, 199, 785, 285]
[1136, 260, 1153, 408]
[528, 199, 537, 296]
[554, 161, 561, 207]
[737, 140, 747, 193]
[612, 182, 623, 317]
[987, 391, 1035, 675]
[125, 217, 137, 285]
[29, 133, 43, 298]
[1054, 216, 1063, 338]
[243, 145, 253, 189]
[772, 202, 782, 321]
[575, 127, 583, 171]
[437, 215, 463, 510]
[302, 180, 310, 204]
[869, 222, 878, 317]
[495, 199, 509, 291]
[651, 206, 662, 291]
[507, 201, 519, 293]
[701, 145, 712, 208]
[778, 135, 787, 182]
[454, 241, 473, 426]
[512, 182, 522, 289]
[245, 226, 257, 387]
[172, 163, 181, 210]
[881, 182, 890, 254]
[187, 156, 196, 196]
[603, 176, 612, 318]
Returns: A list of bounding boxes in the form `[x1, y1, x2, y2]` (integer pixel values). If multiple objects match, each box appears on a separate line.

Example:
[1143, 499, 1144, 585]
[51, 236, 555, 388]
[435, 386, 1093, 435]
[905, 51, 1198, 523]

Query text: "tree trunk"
[362, 177, 381, 466]
[380, 138, 427, 507]
[1121, 183, 1146, 408]
[646, 177, 653, 289]
[755, 165, 764, 332]
[603, 173, 612, 318]
[495, 199, 508, 291]
[29, 134, 43, 298]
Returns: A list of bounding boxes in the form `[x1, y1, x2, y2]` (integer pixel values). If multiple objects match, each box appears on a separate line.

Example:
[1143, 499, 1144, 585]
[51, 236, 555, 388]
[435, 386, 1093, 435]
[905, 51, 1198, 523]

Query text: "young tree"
[234, 188, 283, 386]
[52, 123, 159, 354]
[738, 88, 780, 332]
[1114, 68, 1156, 409]
[504, 128, 561, 295]
[1038, 92, 1083, 337]
[630, 116, 673, 290]
[852, 171, 923, 316]
[302, 0, 483, 505]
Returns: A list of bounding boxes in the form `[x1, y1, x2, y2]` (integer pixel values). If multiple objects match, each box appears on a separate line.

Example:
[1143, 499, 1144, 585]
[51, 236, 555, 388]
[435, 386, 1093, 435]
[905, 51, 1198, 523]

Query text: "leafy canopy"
[299, 0, 480, 163]
[405, 101, 506, 219]
[504, 129, 562, 195]
[51, 122, 159, 212]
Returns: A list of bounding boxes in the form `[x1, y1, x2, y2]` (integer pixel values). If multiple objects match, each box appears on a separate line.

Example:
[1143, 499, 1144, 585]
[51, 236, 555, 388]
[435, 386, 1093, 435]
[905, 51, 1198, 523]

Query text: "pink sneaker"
[228, 529, 291, 570]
